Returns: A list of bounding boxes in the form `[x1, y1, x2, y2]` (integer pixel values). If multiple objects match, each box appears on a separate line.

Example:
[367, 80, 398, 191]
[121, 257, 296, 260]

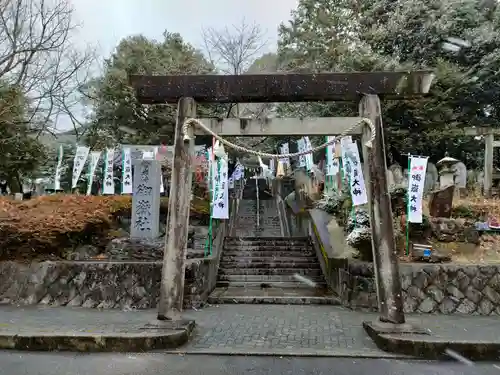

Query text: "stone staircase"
[232, 179, 282, 237]
[208, 177, 338, 305]
[209, 236, 337, 304]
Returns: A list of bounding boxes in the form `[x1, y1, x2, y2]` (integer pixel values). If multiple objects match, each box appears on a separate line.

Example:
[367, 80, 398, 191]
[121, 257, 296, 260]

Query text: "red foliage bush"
[0, 194, 209, 260]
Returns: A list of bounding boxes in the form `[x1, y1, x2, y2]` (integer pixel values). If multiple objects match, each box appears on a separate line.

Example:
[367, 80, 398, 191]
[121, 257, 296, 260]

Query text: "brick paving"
[3, 304, 500, 357]
[179, 304, 500, 357]
[178, 304, 392, 356]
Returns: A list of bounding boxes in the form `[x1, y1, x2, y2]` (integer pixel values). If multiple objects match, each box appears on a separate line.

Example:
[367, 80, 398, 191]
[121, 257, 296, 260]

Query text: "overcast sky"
[58, 0, 297, 130]
[72, 0, 298, 60]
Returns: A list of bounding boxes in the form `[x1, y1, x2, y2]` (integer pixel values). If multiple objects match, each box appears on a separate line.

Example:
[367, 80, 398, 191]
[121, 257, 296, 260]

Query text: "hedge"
[0, 194, 210, 260]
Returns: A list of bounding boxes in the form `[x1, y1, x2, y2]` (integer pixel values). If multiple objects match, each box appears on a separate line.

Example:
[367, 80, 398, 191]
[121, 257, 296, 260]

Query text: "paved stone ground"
[0, 305, 170, 334]
[1, 353, 499, 375]
[3, 304, 500, 358]
[177, 304, 500, 356]
[176, 305, 391, 357]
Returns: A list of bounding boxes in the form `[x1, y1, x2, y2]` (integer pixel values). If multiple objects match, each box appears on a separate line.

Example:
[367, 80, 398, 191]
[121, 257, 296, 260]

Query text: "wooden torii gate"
[130, 71, 434, 328]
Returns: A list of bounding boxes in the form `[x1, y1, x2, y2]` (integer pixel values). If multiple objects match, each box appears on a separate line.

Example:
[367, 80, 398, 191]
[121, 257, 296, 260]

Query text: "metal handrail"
[255, 176, 260, 228]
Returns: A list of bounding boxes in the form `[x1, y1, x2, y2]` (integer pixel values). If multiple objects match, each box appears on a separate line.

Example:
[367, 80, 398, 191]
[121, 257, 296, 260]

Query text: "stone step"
[220, 256, 318, 265]
[218, 268, 322, 276]
[220, 262, 319, 270]
[218, 274, 325, 283]
[208, 294, 338, 305]
[222, 249, 315, 257]
[208, 286, 338, 305]
[186, 250, 207, 259]
[224, 238, 310, 247]
[225, 236, 309, 242]
[224, 242, 313, 250]
[222, 251, 318, 263]
[231, 230, 285, 238]
[215, 281, 327, 288]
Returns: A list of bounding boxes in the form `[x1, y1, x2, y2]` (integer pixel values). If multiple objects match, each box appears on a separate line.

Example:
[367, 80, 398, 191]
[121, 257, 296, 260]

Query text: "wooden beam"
[130, 71, 435, 104]
[194, 117, 363, 136]
[493, 141, 500, 148]
[385, 127, 499, 137]
[464, 127, 500, 136]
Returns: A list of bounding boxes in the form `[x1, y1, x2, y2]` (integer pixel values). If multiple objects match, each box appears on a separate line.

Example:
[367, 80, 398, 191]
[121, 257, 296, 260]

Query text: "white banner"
[153, 147, 164, 193]
[102, 148, 115, 195]
[86, 151, 101, 195]
[297, 138, 306, 167]
[407, 156, 428, 223]
[325, 136, 339, 176]
[71, 146, 89, 188]
[340, 136, 353, 176]
[232, 162, 244, 180]
[211, 158, 218, 202]
[54, 145, 64, 191]
[304, 136, 314, 171]
[212, 159, 229, 219]
[279, 143, 290, 166]
[341, 138, 368, 206]
[207, 146, 214, 187]
[122, 148, 133, 194]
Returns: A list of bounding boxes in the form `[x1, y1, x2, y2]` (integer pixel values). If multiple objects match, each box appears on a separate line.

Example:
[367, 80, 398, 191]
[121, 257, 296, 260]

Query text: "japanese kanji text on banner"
[325, 136, 339, 176]
[340, 137, 368, 206]
[122, 148, 133, 194]
[102, 148, 115, 195]
[407, 156, 428, 223]
[212, 159, 229, 219]
[71, 146, 90, 189]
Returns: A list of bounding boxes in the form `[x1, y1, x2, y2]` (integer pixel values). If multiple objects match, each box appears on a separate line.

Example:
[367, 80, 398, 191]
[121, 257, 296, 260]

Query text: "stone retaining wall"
[339, 262, 500, 315]
[0, 259, 213, 309]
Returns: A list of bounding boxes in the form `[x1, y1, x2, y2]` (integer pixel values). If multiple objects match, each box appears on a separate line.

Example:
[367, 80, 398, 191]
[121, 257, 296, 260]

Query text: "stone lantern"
[436, 154, 459, 189]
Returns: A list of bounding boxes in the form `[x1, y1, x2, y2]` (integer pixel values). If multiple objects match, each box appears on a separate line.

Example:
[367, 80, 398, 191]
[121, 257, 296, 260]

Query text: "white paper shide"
[269, 158, 275, 173]
[325, 136, 339, 176]
[340, 137, 368, 206]
[102, 148, 115, 195]
[407, 156, 428, 223]
[71, 146, 90, 188]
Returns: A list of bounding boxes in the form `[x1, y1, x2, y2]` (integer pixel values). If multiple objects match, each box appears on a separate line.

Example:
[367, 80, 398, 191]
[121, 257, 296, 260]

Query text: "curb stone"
[165, 347, 414, 358]
[363, 321, 500, 361]
[0, 320, 195, 352]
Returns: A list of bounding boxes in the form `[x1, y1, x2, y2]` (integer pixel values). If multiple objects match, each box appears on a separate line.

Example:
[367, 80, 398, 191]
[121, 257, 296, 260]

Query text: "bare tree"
[201, 19, 274, 154]
[202, 18, 268, 75]
[0, 0, 96, 138]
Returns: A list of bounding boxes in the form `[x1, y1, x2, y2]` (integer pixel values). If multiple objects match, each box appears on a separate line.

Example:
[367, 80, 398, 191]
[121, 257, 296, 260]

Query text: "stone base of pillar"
[363, 320, 428, 336]
[146, 319, 195, 331]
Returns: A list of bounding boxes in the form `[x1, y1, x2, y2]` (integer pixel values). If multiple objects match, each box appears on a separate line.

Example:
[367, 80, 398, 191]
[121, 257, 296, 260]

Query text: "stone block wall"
[0, 260, 214, 309]
[338, 261, 500, 315]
